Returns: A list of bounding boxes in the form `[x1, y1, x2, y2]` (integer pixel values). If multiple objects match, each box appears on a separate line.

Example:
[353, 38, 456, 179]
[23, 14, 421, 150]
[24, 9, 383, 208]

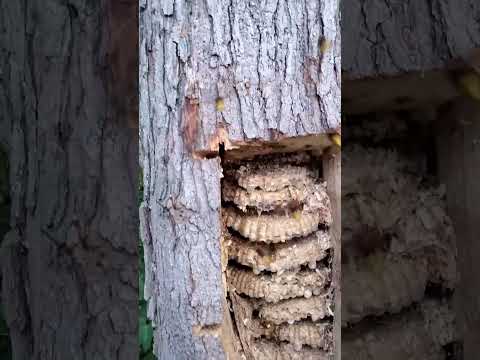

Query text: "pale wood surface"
[323, 147, 341, 360]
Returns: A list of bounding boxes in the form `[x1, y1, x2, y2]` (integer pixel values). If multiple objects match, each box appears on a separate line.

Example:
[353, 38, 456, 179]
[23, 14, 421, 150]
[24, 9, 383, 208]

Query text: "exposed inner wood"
[220, 134, 335, 162]
[222, 151, 335, 359]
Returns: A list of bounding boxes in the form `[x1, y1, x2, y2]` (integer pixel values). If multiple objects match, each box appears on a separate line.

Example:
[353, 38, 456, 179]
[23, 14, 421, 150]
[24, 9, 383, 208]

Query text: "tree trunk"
[342, 0, 480, 80]
[0, 1, 138, 359]
[342, 0, 480, 115]
[140, 0, 340, 359]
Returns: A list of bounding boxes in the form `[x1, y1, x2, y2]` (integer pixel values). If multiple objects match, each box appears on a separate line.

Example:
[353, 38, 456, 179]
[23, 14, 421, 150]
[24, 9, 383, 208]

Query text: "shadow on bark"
[0, 148, 12, 359]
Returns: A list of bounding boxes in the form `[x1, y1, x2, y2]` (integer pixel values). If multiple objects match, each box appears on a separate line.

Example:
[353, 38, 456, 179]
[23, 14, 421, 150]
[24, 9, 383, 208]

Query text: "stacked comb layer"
[222, 153, 334, 360]
[342, 144, 459, 359]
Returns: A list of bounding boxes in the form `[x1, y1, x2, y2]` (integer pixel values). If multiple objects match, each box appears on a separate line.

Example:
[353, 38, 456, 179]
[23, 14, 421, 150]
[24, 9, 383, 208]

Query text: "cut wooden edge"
[322, 148, 341, 360]
[343, 70, 461, 115]
[194, 132, 336, 161]
[225, 134, 334, 161]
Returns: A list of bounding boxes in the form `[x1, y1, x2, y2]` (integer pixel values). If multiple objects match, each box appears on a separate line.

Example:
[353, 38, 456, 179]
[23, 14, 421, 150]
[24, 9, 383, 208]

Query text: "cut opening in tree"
[220, 145, 337, 360]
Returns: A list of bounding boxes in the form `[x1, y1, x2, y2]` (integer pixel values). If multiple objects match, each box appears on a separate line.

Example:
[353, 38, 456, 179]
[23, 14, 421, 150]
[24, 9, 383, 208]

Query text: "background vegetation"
[139, 172, 155, 359]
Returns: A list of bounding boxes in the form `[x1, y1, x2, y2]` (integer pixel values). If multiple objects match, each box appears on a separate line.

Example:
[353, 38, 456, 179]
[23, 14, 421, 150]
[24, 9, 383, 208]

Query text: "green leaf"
[140, 352, 156, 360]
[139, 321, 153, 354]
[139, 268, 145, 300]
[138, 170, 155, 359]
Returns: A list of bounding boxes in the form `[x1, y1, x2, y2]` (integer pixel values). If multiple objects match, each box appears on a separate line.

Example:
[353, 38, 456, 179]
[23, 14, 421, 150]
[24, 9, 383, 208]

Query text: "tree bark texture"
[139, 0, 340, 359]
[0, 1, 138, 359]
[342, 0, 480, 80]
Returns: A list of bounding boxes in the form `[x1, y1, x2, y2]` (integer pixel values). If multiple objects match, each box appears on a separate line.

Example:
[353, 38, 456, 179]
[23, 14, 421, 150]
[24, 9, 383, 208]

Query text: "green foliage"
[139, 241, 155, 358]
[139, 170, 155, 359]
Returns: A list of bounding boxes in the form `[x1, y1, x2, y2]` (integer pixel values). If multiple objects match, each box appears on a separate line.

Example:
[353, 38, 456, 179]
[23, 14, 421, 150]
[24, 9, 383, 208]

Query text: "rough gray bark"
[139, 0, 340, 359]
[342, 0, 480, 80]
[0, 1, 138, 359]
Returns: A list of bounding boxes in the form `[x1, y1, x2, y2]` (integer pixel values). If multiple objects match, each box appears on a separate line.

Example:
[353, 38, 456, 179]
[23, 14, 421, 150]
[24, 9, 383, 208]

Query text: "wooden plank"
[343, 71, 461, 115]
[435, 98, 480, 360]
[322, 146, 341, 360]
